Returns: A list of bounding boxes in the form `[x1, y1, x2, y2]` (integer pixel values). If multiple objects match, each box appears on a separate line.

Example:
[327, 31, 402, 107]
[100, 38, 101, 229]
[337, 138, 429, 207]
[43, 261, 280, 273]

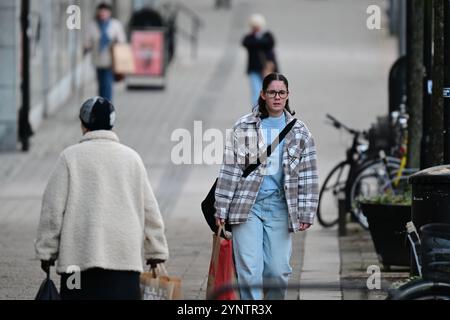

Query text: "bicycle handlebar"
[326, 114, 360, 135]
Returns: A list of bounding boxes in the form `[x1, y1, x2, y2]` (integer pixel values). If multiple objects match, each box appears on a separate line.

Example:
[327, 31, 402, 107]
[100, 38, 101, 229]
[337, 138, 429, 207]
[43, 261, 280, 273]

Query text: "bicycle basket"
[421, 223, 450, 283]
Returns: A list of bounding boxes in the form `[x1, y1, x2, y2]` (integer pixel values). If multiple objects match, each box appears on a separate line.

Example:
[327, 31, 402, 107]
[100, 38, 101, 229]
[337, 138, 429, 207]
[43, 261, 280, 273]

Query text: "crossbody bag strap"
[242, 118, 297, 178]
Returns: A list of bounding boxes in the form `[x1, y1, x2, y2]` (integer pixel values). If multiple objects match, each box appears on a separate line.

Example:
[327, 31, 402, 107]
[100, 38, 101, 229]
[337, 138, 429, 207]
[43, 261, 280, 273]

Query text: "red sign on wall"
[131, 30, 165, 77]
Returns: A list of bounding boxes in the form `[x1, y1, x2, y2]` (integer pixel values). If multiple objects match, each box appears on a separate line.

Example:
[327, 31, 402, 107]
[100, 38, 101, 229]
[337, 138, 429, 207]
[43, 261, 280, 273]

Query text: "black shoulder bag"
[201, 119, 297, 234]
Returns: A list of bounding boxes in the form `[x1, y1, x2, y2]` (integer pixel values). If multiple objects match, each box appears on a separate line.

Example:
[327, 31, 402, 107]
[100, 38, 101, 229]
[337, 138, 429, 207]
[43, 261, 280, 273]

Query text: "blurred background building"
[0, 0, 421, 300]
[0, 0, 408, 152]
[0, 0, 200, 151]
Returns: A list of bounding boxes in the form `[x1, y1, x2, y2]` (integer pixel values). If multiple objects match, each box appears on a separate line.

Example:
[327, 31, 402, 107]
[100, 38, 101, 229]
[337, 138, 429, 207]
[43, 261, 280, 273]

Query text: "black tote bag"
[35, 271, 61, 300]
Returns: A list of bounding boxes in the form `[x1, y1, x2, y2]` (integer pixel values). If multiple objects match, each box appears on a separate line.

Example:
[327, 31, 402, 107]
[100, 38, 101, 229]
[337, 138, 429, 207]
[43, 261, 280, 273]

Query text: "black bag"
[201, 119, 297, 234]
[35, 271, 61, 300]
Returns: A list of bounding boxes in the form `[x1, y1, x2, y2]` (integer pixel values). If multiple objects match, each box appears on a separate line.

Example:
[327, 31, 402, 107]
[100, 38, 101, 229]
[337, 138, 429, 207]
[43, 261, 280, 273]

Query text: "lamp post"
[421, 0, 433, 169]
[19, 0, 33, 151]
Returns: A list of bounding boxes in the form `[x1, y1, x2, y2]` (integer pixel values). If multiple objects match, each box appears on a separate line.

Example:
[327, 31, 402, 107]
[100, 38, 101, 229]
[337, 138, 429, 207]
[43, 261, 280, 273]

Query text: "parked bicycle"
[317, 114, 400, 229]
[349, 104, 418, 229]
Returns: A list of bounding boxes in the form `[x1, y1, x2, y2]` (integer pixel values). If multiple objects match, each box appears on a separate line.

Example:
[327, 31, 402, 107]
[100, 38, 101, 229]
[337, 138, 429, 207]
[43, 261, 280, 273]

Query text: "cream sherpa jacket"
[35, 130, 169, 274]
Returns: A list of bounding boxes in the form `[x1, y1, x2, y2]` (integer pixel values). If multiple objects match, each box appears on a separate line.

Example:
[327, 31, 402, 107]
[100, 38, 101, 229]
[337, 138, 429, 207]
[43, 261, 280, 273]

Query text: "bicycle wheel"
[389, 281, 450, 300]
[348, 158, 400, 229]
[317, 161, 350, 228]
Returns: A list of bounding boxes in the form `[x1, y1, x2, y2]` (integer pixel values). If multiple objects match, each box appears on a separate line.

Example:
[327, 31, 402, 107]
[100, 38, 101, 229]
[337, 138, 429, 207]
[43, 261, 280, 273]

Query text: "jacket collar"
[283, 112, 297, 148]
[245, 109, 297, 151]
[244, 108, 296, 125]
[80, 130, 120, 143]
[243, 108, 262, 124]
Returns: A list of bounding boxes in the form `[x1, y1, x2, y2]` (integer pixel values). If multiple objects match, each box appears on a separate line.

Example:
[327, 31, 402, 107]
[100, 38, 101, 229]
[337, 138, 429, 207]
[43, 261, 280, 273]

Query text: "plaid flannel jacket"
[214, 110, 319, 232]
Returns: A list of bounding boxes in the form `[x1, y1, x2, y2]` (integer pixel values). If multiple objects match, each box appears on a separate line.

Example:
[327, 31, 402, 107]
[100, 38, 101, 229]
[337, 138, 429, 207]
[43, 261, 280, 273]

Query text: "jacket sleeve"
[297, 133, 319, 225]
[142, 169, 169, 261]
[35, 155, 69, 261]
[242, 32, 274, 50]
[242, 35, 252, 48]
[214, 127, 242, 220]
[115, 20, 127, 43]
[263, 32, 275, 50]
[83, 22, 95, 51]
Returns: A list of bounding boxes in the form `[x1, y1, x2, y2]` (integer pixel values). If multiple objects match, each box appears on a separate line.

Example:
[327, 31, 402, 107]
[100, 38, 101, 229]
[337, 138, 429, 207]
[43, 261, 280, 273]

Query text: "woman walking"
[214, 73, 319, 300]
[35, 97, 169, 300]
[84, 3, 126, 102]
[242, 14, 278, 108]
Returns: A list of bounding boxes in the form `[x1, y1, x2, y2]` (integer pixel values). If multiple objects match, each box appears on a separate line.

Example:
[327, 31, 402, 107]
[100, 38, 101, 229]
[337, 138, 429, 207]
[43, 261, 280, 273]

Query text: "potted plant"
[358, 190, 412, 270]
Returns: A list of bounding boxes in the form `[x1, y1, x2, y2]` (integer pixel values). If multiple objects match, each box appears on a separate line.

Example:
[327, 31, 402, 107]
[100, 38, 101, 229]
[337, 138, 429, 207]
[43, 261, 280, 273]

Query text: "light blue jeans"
[232, 190, 292, 300]
[249, 72, 263, 108]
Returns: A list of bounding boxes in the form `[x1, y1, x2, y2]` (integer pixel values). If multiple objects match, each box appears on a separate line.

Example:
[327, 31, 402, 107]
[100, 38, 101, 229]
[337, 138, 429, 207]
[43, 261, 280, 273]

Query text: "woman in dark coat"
[242, 14, 279, 108]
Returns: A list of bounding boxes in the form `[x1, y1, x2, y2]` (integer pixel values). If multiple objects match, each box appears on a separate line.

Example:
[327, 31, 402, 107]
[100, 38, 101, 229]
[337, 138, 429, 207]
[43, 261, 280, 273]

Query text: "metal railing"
[168, 2, 204, 60]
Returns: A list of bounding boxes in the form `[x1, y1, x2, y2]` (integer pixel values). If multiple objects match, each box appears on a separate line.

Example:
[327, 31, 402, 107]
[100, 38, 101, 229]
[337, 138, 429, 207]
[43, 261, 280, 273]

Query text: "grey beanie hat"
[79, 96, 116, 131]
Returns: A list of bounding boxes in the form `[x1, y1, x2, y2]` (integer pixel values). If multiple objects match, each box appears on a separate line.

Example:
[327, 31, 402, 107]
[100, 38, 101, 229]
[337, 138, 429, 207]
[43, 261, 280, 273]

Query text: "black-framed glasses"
[265, 90, 289, 99]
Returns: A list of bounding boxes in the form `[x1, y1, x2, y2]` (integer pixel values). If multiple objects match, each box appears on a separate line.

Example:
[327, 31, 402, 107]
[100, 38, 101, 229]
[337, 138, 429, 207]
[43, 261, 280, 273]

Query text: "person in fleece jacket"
[35, 96, 169, 300]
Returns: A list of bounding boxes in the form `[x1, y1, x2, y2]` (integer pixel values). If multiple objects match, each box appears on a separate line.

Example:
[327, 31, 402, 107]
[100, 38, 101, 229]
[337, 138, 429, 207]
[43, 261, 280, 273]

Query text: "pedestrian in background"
[35, 97, 169, 300]
[242, 14, 279, 109]
[214, 73, 319, 300]
[83, 3, 126, 102]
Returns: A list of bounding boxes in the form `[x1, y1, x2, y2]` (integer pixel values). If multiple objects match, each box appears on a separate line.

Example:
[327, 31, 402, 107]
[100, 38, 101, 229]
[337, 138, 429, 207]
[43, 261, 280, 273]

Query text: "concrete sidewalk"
[0, 0, 397, 300]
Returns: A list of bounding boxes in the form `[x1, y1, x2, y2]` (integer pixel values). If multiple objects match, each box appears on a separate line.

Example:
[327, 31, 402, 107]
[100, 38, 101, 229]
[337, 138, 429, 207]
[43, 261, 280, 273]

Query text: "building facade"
[0, 0, 139, 151]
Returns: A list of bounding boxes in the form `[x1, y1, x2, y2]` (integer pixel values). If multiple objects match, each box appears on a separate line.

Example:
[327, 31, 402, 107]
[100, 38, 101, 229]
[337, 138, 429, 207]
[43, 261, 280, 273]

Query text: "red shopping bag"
[206, 226, 239, 300]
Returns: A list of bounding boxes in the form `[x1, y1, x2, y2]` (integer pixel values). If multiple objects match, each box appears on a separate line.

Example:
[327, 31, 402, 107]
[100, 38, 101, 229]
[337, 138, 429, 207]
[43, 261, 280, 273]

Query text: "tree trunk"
[407, 0, 424, 169]
[421, 0, 434, 169]
[429, 0, 445, 166]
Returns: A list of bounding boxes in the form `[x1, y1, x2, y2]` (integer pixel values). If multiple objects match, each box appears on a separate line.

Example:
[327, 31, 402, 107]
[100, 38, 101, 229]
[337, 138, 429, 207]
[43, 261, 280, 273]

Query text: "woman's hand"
[146, 259, 166, 268]
[41, 260, 55, 274]
[215, 218, 225, 227]
[299, 223, 311, 231]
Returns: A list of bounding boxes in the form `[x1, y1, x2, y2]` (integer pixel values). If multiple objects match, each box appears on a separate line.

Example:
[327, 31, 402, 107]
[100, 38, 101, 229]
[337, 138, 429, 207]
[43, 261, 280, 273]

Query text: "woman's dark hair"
[257, 73, 295, 119]
[97, 2, 112, 12]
